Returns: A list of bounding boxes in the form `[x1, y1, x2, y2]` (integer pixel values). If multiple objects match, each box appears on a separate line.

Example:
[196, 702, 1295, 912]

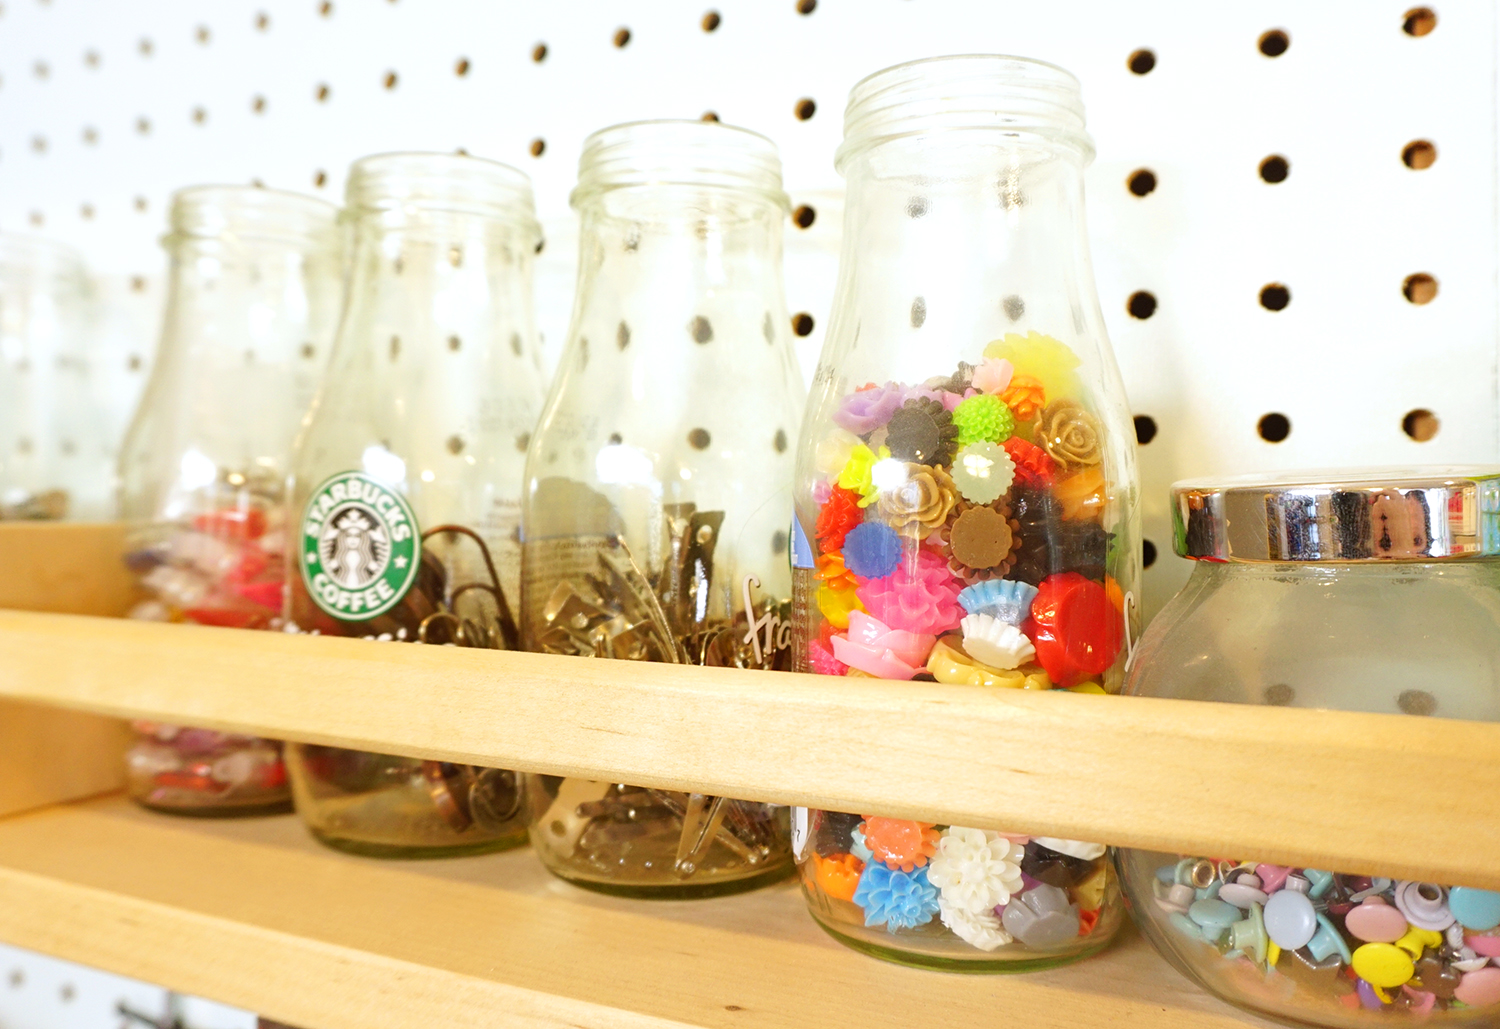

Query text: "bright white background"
[0, 1, 1492, 1024]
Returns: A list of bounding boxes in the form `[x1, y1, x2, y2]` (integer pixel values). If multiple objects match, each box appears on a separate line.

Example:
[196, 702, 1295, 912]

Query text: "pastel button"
[1345, 897, 1409, 943]
[1264, 889, 1317, 950]
[1454, 967, 1500, 1008]
[1450, 887, 1500, 932]
[1467, 932, 1500, 957]
[1188, 898, 1240, 929]
[1351, 942, 1416, 989]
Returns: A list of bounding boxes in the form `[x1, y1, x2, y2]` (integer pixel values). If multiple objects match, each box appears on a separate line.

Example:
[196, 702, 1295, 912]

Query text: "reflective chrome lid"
[1171, 468, 1500, 562]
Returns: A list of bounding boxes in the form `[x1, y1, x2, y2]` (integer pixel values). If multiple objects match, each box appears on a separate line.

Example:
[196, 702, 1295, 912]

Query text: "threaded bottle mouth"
[837, 54, 1093, 169]
[344, 152, 539, 235]
[167, 185, 339, 245]
[572, 120, 788, 208]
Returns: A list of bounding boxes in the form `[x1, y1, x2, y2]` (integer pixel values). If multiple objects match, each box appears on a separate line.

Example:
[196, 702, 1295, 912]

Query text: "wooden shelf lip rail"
[0, 798, 1282, 1029]
[0, 609, 1497, 889]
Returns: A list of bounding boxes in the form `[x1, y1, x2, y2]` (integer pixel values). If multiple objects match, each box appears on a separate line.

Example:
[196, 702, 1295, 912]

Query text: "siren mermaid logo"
[299, 471, 421, 619]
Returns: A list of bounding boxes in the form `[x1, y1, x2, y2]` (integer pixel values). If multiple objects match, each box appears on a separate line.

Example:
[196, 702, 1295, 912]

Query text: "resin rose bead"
[856, 548, 964, 635]
[1037, 399, 1102, 468]
[877, 464, 958, 540]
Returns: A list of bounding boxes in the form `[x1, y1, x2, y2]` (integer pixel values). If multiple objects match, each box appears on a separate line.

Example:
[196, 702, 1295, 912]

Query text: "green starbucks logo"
[300, 470, 420, 619]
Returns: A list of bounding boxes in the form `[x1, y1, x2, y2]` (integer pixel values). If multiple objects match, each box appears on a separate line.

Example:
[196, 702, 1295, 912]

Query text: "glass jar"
[0, 234, 107, 521]
[791, 55, 1139, 970]
[1120, 470, 1500, 1028]
[520, 120, 804, 897]
[119, 186, 341, 815]
[284, 152, 545, 857]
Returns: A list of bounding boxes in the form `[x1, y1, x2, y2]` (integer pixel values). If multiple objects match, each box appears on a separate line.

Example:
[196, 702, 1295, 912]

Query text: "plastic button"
[1449, 886, 1500, 932]
[1264, 888, 1317, 950]
[1351, 942, 1416, 989]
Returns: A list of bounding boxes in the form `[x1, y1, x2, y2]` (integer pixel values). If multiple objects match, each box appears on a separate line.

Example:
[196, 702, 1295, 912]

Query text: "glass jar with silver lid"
[1119, 468, 1500, 1029]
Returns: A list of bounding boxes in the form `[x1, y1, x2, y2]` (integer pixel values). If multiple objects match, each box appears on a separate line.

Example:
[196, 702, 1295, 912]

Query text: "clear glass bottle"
[284, 152, 545, 857]
[1120, 470, 1500, 1029]
[792, 56, 1140, 970]
[119, 186, 341, 815]
[520, 120, 804, 897]
[0, 234, 107, 521]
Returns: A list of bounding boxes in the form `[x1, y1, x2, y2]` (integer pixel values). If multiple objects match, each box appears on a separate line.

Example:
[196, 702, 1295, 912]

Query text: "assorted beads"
[800, 331, 1123, 959]
[1156, 860, 1500, 1016]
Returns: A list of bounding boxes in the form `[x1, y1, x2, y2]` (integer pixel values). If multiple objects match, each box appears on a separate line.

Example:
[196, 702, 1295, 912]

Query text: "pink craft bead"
[1467, 933, 1500, 957]
[1454, 967, 1500, 1008]
[806, 639, 846, 677]
[1256, 864, 1291, 894]
[1399, 987, 1436, 1015]
[830, 634, 922, 680]
[1344, 896, 1408, 943]
[855, 548, 963, 636]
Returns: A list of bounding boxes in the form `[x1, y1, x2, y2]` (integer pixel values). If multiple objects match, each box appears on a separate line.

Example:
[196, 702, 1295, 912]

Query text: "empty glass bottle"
[120, 186, 341, 814]
[284, 152, 545, 857]
[520, 120, 804, 897]
[791, 55, 1140, 969]
[0, 234, 106, 520]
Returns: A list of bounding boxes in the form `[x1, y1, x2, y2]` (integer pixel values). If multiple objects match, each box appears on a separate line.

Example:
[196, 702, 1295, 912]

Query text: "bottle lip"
[572, 119, 789, 209]
[167, 185, 340, 244]
[0, 232, 88, 287]
[837, 54, 1093, 169]
[1172, 466, 1500, 563]
[344, 151, 540, 232]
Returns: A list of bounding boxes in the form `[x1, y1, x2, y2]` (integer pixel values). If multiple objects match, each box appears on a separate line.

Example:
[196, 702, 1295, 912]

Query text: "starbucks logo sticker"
[300, 470, 420, 619]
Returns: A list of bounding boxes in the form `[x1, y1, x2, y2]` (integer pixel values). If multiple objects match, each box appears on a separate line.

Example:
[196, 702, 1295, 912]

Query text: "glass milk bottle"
[520, 120, 804, 897]
[791, 55, 1141, 969]
[119, 186, 341, 814]
[284, 153, 546, 857]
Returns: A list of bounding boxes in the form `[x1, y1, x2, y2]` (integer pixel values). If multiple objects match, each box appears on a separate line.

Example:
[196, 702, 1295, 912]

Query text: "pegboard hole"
[84, 49, 100, 67]
[794, 97, 816, 120]
[256, 11, 270, 30]
[793, 204, 816, 228]
[1258, 412, 1291, 443]
[320, 2, 333, 16]
[192, 107, 208, 125]
[82, 126, 98, 144]
[532, 43, 548, 62]
[1259, 283, 1291, 311]
[1403, 273, 1438, 304]
[614, 27, 631, 48]
[1402, 140, 1437, 169]
[702, 10, 721, 32]
[1134, 414, 1158, 445]
[134, 196, 148, 212]
[139, 38, 153, 57]
[316, 83, 331, 102]
[1127, 291, 1157, 319]
[529, 138, 546, 157]
[455, 57, 470, 76]
[196, 25, 211, 45]
[1258, 29, 1290, 57]
[1403, 7, 1437, 36]
[1127, 169, 1156, 196]
[701, 111, 720, 122]
[313, 169, 327, 188]
[797, 0, 817, 12]
[1259, 155, 1289, 183]
[80, 203, 93, 220]
[1127, 49, 1155, 75]
[252, 95, 267, 114]
[1142, 540, 1158, 568]
[792, 312, 815, 337]
[1402, 408, 1440, 441]
[384, 71, 398, 90]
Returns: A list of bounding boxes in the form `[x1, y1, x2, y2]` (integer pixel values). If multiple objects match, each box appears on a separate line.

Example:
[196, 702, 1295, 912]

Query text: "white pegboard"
[0, 1, 1494, 1021]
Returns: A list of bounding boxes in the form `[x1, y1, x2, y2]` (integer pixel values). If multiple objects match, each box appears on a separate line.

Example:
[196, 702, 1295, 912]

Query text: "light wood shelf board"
[0, 798, 1280, 1029]
[0, 522, 139, 616]
[0, 611, 1496, 887]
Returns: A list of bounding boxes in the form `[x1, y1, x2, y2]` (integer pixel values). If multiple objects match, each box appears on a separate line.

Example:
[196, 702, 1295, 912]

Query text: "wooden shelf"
[0, 608, 1496, 888]
[0, 796, 1282, 1029]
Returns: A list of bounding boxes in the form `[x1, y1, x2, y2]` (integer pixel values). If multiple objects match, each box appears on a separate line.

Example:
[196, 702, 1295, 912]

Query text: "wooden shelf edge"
[0, 610, 1497, 888]
[0, 798, 1280, 1029]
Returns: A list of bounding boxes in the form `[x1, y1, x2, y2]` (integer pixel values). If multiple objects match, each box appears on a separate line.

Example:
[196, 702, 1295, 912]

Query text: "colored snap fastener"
[1256, 864, 1291, 894]
[1156, 882, 1195, 915]
[1308, 913, 1353, 964]
[1264, 888, 1317, 950]
[1169, 911, 1204, 941]
[1226, 903, 1269, 965]
[1352, 942, 1416, 989]
[1219, 875, 1269, 910]
[1453, 966, 1500, 1008]
[1449, 886, 1500, 932]
[1355, 979, 1388, 1010]
[1283, 873, 1310, 895]
[1304, 869, 1335, 899]
[1466, 932, 1500, 957]
[1393, 880, 1455, 931]
[1345, 896, 1409, 943]
[1394, 926, 1443, 960]
[1188, 897, 1240, 929]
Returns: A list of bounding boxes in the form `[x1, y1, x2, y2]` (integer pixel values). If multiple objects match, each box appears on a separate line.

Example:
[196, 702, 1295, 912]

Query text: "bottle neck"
[826, 134, 1102, 386]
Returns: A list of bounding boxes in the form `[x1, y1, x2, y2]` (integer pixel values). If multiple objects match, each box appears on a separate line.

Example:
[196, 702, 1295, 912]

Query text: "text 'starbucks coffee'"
[281, 151, 547, 858]
[299, 471, 420, 619]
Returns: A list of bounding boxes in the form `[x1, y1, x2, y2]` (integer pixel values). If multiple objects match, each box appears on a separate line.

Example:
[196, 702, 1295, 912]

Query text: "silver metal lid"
[1171, 468, 1500, 562]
